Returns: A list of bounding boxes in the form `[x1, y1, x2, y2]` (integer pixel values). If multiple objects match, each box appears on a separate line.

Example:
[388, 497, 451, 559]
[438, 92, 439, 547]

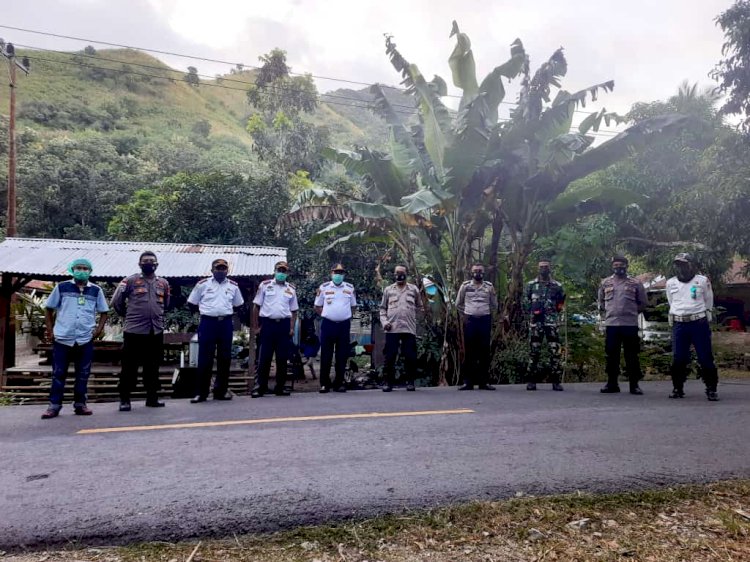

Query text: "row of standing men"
[40, 250, 719, 418]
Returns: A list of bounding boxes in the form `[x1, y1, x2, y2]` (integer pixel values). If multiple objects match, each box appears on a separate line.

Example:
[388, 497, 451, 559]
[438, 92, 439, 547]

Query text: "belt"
[671, 312, 707, 323]
[322, 317, 351, 324]
[466, 314, 491, 320]
[201, 314, 231, 321]
[261, 317, 290, 322]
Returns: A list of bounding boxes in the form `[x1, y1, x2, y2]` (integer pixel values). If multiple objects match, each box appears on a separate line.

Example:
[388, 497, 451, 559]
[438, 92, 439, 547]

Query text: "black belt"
[261, 317, 290, 322]
[322, 317, 351, 324]
[201, 315, 231, 321]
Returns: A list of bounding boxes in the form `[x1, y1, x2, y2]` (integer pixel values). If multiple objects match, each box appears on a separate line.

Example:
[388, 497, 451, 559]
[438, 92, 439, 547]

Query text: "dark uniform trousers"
[672, 318, 718, 392]
[527, 322, 563, 384]
[320, 317, 351, 389]
[255, 316, 290, 392]
[119, 331, 163, 402]
[604, 326, 642, 388]
[462, 315, 491, 386]
[196, 315, 233, 398]
[384, 333, 417, 386]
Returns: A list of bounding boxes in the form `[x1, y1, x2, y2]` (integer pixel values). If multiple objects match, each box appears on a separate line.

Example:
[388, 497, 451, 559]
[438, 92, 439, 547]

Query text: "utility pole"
[1, 41, 30, 238]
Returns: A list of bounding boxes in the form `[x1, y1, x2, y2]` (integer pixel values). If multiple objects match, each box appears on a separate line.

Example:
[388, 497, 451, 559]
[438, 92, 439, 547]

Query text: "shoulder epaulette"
[287, 282, 296, 289]
[197, 278, 210, 285]
[483, 281, 493, 287]
[344, 282, 354, 288]
[260, 279, 273, 285]
[229, 279, 239, 286]
[461, 280, 471, 286]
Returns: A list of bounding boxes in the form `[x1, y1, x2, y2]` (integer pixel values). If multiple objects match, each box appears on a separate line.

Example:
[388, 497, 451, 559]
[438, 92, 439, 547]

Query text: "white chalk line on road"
[76, 408, 476, 435]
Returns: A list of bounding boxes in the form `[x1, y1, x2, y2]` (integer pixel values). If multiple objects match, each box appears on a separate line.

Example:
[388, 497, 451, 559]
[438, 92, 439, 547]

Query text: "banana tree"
[279, 21, 699, 383]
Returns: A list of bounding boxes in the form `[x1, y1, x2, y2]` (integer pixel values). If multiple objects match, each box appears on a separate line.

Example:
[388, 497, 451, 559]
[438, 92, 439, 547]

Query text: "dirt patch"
[3, 480, 748, 561]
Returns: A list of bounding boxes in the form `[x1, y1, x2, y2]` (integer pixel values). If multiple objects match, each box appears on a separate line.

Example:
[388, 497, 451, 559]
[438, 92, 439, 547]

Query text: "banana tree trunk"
[502, 241, 532, 335]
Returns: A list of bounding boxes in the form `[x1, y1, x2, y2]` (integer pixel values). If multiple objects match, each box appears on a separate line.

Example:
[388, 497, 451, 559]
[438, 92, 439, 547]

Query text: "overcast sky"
[4, 0, 734, 123]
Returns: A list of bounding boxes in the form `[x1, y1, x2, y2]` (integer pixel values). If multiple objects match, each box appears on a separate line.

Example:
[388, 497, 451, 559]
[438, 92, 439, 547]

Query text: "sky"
[3, 0, 734, 125]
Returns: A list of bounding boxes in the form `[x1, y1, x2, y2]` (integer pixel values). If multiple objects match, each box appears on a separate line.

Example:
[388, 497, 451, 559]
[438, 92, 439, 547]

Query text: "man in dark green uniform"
[525, 259, 566, 391]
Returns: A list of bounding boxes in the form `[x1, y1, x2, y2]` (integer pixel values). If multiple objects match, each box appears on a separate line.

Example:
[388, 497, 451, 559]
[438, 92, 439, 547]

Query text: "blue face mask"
[332, 273, 344, 285]
[425, 285, 438, 296]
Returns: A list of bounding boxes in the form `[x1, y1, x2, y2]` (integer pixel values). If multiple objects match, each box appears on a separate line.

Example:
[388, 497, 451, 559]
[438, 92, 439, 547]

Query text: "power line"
[2, 24, 627, 121]
[23, 54, 407, 116]
[15, 43, 428, 113]
[19, 49, 619, 137]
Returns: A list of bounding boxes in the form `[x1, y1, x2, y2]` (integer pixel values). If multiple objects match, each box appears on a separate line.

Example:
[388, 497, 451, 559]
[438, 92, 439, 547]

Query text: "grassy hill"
[13, 47, 407, 150]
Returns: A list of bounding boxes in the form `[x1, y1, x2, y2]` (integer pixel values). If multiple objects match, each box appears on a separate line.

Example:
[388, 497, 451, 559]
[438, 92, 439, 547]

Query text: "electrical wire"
[2, 24, 628, 122]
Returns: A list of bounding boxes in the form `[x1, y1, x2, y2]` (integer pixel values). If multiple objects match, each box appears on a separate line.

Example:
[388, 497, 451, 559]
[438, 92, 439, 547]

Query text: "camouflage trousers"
[527, 322, 563, 384]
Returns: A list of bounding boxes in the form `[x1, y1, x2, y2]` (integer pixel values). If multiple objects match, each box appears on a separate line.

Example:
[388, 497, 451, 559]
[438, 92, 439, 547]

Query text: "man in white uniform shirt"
[314, 263, 357, 393]
[251, 260, 299, 397]
[187, 258, 244, 403]
[666, 253, 719, 401]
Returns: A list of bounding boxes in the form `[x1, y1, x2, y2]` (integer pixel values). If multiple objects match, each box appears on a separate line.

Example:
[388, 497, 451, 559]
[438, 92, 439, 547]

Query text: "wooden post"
[0, 273, 12, 387]
[6, 55, 17, 237]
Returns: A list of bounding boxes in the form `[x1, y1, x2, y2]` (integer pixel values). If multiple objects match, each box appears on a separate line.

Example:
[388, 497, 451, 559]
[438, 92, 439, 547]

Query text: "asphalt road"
[1, 380, 749, 550]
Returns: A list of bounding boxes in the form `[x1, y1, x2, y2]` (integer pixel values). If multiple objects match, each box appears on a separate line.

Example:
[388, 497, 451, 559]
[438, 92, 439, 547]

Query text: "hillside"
[12, 47, 407, 150]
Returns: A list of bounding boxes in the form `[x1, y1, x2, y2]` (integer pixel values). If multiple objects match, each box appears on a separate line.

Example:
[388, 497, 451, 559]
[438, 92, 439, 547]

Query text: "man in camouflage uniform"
[525, 259, 565, 391]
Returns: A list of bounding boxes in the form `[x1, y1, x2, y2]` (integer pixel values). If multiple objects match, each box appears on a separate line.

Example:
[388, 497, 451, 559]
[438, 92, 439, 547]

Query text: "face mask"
[140, 264, 156, 275]
[613, 267, 627, 277]
[676, 265, 693, 283]
[395, 273, 406, 282]
[539, 268, 550, 279]
[275, 272, 288, 283]
[472, 271, 484, 281]
[72, 270, 90, 282]
[425, 285, 438, 296]
[332, 273, 344, 285]
[213, 271, 227, 282]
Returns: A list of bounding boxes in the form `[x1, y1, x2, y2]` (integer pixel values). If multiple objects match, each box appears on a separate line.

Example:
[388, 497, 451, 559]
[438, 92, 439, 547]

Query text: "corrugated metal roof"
[0, 238, 286, 279]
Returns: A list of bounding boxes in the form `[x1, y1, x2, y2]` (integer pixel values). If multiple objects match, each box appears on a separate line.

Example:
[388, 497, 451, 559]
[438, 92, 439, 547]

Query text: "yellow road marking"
[77, 409, 475, 435]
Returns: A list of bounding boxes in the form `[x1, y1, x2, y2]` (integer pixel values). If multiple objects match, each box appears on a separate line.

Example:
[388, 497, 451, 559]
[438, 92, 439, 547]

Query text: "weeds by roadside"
[3, 479, 749, 561]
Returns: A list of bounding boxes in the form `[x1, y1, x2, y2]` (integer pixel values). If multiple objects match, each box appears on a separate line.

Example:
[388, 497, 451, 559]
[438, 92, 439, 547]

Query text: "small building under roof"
[0, 237, 286, 375]
[0, 238, 286, 281]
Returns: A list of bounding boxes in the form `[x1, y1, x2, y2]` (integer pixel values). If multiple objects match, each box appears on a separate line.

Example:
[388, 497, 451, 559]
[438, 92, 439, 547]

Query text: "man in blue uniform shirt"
[187, 258, 244, 403]
[41, 258, 109, 419]
[251, 260, 299, 397]
[314, 263, 357, 393]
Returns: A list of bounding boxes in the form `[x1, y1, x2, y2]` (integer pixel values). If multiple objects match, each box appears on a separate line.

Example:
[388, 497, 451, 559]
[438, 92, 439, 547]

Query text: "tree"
[245, 49, 329, 178]
[711, 0, 750, 133]
[280, 22, 694, 383]
[184, 66, 200, 88]
[108, 172, 289, 245]
[16, 136, 150, 239]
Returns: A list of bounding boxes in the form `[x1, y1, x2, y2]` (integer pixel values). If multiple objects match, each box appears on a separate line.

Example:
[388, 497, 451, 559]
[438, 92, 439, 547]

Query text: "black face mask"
[395, 273, 407, 282]
[213, 271, 228, 282]
[140, 264, 156, 275]
[472, 271, 484, 281]
[613, 266, 627, 277]
[539, 268, 550, 280]
[676, 265, 694, 283]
